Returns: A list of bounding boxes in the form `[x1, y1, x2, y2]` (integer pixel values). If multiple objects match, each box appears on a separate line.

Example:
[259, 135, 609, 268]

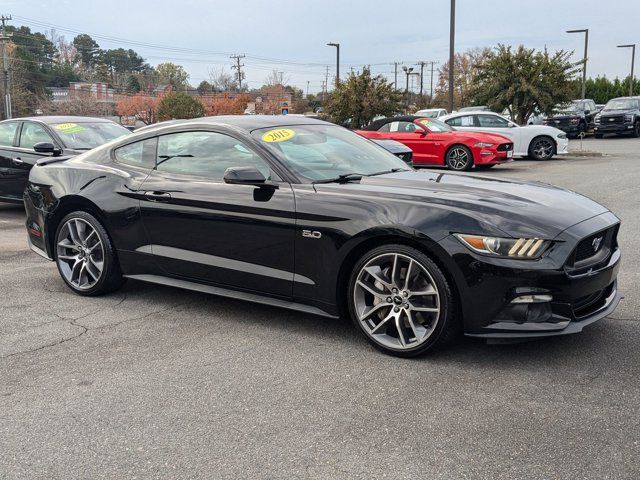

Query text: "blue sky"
[7, 0, 640, 93]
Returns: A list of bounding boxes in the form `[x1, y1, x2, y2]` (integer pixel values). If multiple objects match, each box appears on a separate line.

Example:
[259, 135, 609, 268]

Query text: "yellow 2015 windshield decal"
[262, 128, 295, 143]
[54, 123, 87, 134]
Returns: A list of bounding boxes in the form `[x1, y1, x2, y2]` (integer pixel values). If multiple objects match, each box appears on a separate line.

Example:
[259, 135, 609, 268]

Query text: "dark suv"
[594, 97, 640, 138]
[544, 99, 599, 138]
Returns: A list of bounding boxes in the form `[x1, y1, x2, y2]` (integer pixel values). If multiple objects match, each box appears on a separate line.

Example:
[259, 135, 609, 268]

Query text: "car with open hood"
[23, 116, 621, 357]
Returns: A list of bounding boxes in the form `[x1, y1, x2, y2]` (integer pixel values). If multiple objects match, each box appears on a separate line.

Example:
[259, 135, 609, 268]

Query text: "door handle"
[12, 157, 24, 165]
[144, 191, 172, 202]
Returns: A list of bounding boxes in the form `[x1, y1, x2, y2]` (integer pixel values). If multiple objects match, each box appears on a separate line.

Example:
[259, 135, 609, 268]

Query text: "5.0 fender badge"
[302, 230, 322, 239]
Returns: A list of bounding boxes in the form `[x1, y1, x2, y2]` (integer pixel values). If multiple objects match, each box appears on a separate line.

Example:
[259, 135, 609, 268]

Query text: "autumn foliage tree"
[116, 94, 160, 124]
[200, 93, 251, 116]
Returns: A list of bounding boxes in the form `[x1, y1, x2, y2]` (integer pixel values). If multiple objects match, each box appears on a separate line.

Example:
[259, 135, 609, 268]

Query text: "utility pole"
[306, 80, 310, 98]
[417, 61, 427, 97]
[617, 44, 636, 96]
[230, 54, 245, 91]
[327, 42, 340, 87]
[394, 62, 399, 90]
[278, 71, 284, 85]
[1, 14, 12, 119]
[430, 61, 436, 101]
[448, 0, 456, 112]
[567, 29, 589, 99]
[324, 65, 330, 93]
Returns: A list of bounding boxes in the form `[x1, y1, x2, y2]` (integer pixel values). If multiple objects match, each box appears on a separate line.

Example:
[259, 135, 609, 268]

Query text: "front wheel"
[632, 121, 640, 138]
[55, 211, 125, 296]
[445, 145, 473, 171]
[348, 244, 458, 357]
[528, 136, 555, 160]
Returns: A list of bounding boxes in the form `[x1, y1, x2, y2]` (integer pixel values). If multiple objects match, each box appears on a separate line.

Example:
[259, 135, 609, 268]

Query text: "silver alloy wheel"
[56, 218, 105, 290]
[532, 138, 554, 159]
[353, 253, 440, 350]
[447, 147, 470, 170]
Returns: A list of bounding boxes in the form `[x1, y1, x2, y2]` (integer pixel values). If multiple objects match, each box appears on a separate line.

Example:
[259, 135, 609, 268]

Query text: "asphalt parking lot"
[1, 137, 639, 479]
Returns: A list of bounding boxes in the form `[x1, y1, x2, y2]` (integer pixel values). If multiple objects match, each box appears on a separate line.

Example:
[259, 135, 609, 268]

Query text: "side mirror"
[223, 166, 278, 189]
[584, 109, 590, 115]
[414, 127, 427, 135]
[33, 142, 62, 156]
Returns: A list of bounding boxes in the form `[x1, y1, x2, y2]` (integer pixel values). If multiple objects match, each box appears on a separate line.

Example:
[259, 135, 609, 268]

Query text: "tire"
[632, 121, 640, 138]
[347, 244, 459, 357]
[475, 164, 496, 170]
[528, 136, 556, 160]
[594, 133, 603, 139]
[445, 145, 473, 171]
[54, 211, 125, 296]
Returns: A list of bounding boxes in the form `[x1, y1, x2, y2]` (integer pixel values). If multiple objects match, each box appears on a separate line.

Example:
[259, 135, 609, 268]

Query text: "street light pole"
[617, 44, 636, 96]
[403, 66, 414, 108]
[567, 29, 589, 99]
[448, 0, 455, 112]
[327, 42, 340, 87]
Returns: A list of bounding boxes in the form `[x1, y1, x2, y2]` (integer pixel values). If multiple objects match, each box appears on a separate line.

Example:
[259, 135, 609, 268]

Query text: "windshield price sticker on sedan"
[54, 123, 87, 135]
[262, 128, 296, 143]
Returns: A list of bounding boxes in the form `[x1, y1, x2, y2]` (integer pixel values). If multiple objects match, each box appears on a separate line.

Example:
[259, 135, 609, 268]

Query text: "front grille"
[600, 115, 624, 124]
[497, 143, 513, 151]
[566, 225, 619, 273]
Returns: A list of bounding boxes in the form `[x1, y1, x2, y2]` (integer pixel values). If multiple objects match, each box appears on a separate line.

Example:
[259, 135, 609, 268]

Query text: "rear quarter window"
[113, 137, 157, 168]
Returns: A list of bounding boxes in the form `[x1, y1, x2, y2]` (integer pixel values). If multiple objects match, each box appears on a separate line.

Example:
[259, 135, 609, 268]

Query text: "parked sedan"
[414, 108, 448, 118]
[356, 116, 513, 171]
[24, 115, 621, 357]
[544, 99, 599, 138]
[440, 111, 568, 160]
[0, 116, 131, 203]
[371, 139, 413, 166]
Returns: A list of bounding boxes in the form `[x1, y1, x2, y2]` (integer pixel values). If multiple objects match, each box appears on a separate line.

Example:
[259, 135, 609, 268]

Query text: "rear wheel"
[528, 136, 555, 160]
[445, 145, 473, 171]
[55, 211, 125, 296]
[348, 244, 458, 357]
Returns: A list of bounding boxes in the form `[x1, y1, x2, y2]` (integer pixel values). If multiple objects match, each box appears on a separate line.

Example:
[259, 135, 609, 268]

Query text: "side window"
[477, 114, 509, 128]
[446, 115, 474, 127]
[156, 131, 273, 180]
[19, 122, 54, 149]
[377, 122, 392, 132]
[114, 137, 157, 168]
[386, 121, 416, 133]
[0, 121, 19, 146]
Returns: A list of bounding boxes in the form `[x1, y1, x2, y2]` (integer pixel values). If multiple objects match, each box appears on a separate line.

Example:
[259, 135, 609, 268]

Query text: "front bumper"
[594, 123, 634, 134]
[555, 137, 569, 154]
[438, 212, 621, 338]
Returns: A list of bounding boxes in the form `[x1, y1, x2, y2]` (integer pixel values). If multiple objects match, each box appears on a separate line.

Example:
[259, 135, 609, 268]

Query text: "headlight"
[474, 142, 494, 148]
[557, 133, 567, 139]
[625, 114, 633, 122]
[594, 116, 601, 124]
[454, 234, 552, 259]
[569, 118, 579, 125]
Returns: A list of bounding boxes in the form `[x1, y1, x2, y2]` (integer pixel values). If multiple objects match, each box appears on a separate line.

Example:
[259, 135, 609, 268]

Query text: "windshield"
[604, 99, 638, 110]
[555, 103, 580, 113]
[416, 117, 454, 132]
[251, 124, 410, 182]
[52, 122, 131, 149]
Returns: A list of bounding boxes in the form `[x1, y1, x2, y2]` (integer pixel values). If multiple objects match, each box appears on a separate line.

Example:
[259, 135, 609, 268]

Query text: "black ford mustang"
[23, 116, 621, 357]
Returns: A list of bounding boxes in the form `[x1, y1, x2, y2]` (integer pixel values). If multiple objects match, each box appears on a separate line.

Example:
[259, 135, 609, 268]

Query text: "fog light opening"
[511, 294, 553, 304]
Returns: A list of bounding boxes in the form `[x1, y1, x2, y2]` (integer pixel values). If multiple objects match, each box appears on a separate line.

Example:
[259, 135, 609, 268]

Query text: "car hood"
[599, 108, 634, 114]
[336, 170, 609, 239]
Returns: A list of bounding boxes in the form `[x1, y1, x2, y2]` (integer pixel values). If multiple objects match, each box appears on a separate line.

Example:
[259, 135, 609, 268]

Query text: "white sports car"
[440, 111, 568, 160]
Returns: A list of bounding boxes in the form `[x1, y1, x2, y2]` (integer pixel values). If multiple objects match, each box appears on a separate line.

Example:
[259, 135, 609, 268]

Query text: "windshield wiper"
[312, 173, 364, 184]
[368, 168, 409, 176]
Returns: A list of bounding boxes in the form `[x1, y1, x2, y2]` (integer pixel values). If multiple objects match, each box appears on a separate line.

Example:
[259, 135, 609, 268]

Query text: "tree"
[197, 80, 214, 95]
[471, 45, 578, 124]
[116, 94, 160, 125]
[156, 62, 189, 90]
[433, 48, 491, 109]
[157, 91, 205, 120]
[72, 34, 100, 68]
[200, 93, 251, 115]
[208, 67, 238, 92]
[126, 75, 142, 93]
[325, 67, 402, 128]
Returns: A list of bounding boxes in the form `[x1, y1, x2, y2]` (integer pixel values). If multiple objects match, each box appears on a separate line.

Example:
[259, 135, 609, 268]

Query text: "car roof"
[361, 115, 426, 131]
[0, 116, 120, 124]
[443, 110, 498, 117]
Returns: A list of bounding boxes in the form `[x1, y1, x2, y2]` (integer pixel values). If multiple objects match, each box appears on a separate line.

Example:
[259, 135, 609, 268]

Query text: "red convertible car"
[357, 116, 514, 170]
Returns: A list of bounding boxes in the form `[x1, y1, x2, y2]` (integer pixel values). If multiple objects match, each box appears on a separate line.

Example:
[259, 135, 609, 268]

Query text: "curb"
[567, 150, 604, 157]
